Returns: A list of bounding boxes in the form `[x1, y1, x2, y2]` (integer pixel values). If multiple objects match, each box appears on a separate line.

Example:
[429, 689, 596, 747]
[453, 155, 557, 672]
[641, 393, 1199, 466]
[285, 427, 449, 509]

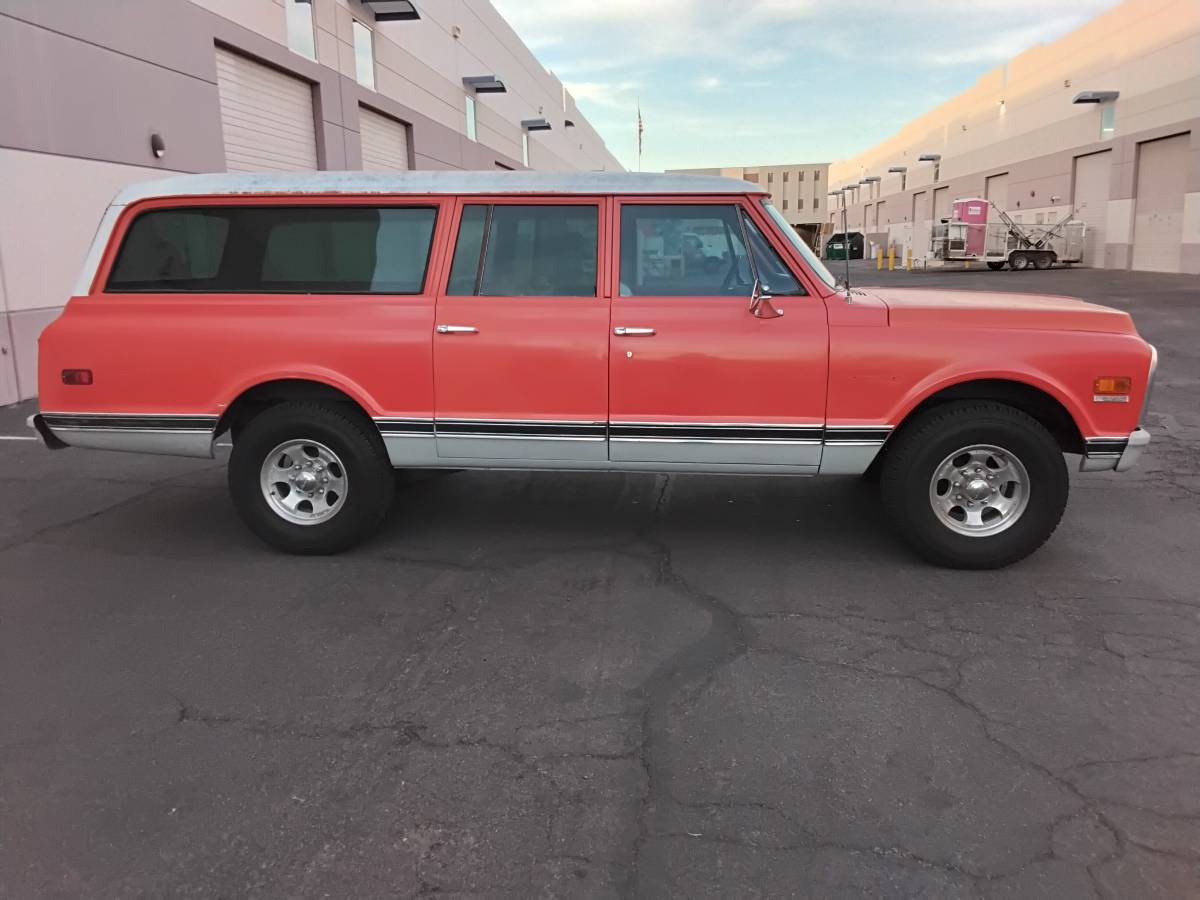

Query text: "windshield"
[760, 200, 838, 291]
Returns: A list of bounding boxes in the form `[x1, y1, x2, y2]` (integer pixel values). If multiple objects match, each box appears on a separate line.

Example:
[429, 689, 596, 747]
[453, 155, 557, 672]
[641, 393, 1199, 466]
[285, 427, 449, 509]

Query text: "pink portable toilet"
[954, 198, 988, 257]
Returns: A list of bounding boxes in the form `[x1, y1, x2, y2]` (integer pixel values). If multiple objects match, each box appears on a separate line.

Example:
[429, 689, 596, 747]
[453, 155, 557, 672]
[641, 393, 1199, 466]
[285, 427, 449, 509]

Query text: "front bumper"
[1080, 427, 1150, 472]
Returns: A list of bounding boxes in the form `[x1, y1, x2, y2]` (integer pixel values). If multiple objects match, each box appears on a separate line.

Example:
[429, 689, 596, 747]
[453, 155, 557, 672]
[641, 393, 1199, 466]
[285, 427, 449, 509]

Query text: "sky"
[490, 0, 1123, 172]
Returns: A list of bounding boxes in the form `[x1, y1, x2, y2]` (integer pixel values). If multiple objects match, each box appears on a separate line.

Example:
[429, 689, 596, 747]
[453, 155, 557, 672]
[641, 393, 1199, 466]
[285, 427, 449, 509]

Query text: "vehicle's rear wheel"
[1033, 252, 1054, 270]
[228, 401, 394, 554]
[1009, 252, 1031, 271]
[986, 260, 1006, 270]
[880, 401, 1068, 569]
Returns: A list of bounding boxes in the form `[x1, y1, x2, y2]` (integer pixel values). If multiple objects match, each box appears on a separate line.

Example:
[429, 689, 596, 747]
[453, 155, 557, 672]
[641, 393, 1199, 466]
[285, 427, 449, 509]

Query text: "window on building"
[813, 197, 819, 210]
[447, 204, 598, 297]
[285, 0, 317, 60]
[521, 132, 530, 167]
[783, 171, 789, 183]
[797, 170, 804, 182]
[782, 199, 788, 210]
[107, 206, 438, 294]
[1100, 104, 1115, 139]
[465, 95, 477, 142]
[352, 20, 375, 89]
[767, 172, 774, 183]
[797, 198, 804, 210]
[813, 170, 820, 181]
[619, 204, 752, 297]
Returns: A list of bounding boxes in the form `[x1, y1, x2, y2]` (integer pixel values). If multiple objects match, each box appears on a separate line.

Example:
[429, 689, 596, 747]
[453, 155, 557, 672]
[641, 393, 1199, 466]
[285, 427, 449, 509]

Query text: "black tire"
[228, 401, 395, 554]
[986, 261, 1006, 271]
[1033, 252, 1054, 270]
[1009, 252, 1031, 271]
[880, 401, 1068, 569]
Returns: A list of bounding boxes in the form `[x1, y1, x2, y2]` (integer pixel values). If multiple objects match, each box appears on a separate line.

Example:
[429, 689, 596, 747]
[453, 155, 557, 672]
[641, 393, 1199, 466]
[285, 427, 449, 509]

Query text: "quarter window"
[741, 213, 803, 295]
[447, 204, 598, 297]
[107, 206, 437, 294]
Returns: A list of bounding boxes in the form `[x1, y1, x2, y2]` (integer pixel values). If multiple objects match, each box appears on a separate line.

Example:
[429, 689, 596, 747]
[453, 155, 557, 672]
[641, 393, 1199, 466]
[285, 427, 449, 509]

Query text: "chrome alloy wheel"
[927, 444, 1030, 537]
[260, 439, 348, 525]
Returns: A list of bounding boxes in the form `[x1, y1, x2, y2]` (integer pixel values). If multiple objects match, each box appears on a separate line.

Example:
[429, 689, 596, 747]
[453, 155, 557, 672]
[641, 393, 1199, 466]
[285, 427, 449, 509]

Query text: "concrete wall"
[0, 0, 622, 404]
[826, 0, 1200, 272]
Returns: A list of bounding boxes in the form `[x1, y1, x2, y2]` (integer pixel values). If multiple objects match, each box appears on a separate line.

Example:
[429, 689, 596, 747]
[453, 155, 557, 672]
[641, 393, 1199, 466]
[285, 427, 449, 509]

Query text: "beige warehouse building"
[827, 0, 1199, 274]
[0, 0, 621, 406]
[666, 164, 831, 247]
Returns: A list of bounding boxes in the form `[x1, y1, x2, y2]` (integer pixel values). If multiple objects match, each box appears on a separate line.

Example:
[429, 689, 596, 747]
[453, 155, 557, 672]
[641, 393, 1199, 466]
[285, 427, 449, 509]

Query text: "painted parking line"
[0, 435, 39, 441]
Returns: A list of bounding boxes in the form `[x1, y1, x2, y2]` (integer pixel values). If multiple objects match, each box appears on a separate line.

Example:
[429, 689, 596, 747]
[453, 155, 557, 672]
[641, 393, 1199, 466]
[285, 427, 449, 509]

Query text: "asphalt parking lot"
[2, 263, 1198, 898]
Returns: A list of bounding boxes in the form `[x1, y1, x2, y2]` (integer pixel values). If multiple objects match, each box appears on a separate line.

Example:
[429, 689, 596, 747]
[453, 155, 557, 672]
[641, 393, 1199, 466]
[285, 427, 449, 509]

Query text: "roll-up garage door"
[359, 107, 411, 172]
[984, 173, 1009, 217]
[932, 186, 951, 222]
[215, 48, 317, 173]
[911, 190, 930, 257]
[1132, 133, 1188, 273]
[1072, 150, 1111, 268]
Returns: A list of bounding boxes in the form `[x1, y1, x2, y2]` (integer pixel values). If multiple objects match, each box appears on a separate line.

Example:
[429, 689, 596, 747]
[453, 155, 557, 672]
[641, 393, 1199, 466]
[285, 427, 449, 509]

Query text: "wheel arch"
[216, 376, 379, 441]
[891, 377, 1085, 455]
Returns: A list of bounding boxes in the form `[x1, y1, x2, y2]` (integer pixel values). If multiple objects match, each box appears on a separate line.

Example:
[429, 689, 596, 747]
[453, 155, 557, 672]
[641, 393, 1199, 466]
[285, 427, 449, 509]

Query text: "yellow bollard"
[964, 259, 971, 269]
[887, 247, 895, 271]
[876, 247, 883, 270]
[905, 247, 913, 271]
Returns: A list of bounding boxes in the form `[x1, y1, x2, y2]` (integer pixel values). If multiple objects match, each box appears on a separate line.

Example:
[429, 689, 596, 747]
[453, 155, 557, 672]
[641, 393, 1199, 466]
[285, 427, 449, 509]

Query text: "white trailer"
[930, 201, 1086, 270]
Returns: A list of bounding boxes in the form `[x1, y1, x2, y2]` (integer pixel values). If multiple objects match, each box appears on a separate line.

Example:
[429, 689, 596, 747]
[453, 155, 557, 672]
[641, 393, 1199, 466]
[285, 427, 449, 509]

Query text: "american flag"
[637, 100, 643, 170]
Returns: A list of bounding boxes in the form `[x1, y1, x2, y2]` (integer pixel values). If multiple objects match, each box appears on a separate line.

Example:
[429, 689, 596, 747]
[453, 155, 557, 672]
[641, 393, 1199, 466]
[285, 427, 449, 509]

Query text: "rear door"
[608, 198, 827, 470]
[432, 197, 610, 461]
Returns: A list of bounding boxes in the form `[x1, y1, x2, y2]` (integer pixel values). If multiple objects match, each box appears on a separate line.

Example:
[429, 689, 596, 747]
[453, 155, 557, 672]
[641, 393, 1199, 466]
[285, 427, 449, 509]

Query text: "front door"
[432, 198, 609, 461]
[608, 200, 828, 470]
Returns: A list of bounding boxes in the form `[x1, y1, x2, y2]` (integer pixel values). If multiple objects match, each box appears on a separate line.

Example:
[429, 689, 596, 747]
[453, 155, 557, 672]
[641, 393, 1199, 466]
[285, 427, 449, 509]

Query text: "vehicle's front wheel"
[880, 401, 1068, 569]
[228, 401, 395, 554]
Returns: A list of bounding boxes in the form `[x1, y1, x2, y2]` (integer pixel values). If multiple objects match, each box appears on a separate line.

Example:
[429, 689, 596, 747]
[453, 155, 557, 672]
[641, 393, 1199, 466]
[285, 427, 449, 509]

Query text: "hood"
[869, 287, 1137, 335]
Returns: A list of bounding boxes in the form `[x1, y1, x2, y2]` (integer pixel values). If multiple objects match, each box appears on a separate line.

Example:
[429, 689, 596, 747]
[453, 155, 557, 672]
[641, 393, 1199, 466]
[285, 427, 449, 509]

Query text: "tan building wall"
[827, 0, 1199, 273]
[0, 0, 621, 404]
[666, 163, 831, 229]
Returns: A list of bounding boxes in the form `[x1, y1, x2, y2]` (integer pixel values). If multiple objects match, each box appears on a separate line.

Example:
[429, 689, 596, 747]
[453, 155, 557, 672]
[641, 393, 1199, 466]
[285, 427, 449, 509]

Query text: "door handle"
[436, 325, 478, 334]
[613, 327, 656, 336]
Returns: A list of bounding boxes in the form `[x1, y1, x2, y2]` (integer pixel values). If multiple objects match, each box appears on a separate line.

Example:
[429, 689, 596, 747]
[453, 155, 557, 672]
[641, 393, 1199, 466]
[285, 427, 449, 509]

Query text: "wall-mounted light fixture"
[564, 119, 576, 128]
[521, 118, 552, 132]
[150, 133, 166, 159]
[463, 75, 507, 94]
[1072, 90, 1119, 104]
[361, 1, 419, 21]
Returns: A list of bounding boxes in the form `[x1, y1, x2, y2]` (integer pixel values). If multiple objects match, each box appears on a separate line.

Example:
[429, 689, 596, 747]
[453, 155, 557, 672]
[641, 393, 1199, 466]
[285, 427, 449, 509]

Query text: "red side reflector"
[61, 369, 93, 385]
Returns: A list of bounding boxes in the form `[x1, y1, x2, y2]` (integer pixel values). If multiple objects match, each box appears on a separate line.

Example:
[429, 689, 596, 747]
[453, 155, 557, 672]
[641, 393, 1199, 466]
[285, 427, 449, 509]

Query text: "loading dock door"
[1073, 150, 1111, 268]
[1132, 133, 1188, 273]
[984, 173, 1009, 217]
[359, 106, 411, 172]
[912, 190, 930, 257]
[215, 48, 318, 173]
[932, 186, 950, 222]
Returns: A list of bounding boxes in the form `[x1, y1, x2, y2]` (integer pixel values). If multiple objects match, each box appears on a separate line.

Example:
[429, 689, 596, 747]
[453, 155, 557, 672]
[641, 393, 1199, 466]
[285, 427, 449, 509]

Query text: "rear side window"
[106, 205, 437, 294]
[446, 204, 598, 297]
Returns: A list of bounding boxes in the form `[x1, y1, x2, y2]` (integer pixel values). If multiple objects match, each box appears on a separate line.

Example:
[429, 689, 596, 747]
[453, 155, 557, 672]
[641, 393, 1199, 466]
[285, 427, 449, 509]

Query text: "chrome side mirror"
[749, 278, 784, 319]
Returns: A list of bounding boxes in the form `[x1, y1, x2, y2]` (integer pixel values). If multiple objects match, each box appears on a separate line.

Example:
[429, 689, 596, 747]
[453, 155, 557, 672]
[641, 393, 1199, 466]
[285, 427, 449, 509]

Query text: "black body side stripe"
[42, 413, 218, 431]
[437, 421, 607, 438]
[609, 424, 824, 441]
[375, 419, 436, 435]
[823, 428, 893, 443]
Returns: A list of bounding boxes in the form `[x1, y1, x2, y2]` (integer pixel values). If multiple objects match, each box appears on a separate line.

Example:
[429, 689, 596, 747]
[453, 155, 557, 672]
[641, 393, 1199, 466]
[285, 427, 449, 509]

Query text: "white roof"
[112, 170, 765, 205]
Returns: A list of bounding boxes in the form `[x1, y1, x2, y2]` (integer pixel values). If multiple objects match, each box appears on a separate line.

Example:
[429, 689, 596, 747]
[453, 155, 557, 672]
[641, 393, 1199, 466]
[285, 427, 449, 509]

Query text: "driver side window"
[619, 204, 752, 297]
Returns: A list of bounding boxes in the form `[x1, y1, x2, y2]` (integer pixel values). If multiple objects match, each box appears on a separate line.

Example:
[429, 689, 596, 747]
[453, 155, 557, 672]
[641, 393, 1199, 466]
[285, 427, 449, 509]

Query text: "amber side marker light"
[1093, 376, 1132, 402]
[61, 369, 93, 386]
